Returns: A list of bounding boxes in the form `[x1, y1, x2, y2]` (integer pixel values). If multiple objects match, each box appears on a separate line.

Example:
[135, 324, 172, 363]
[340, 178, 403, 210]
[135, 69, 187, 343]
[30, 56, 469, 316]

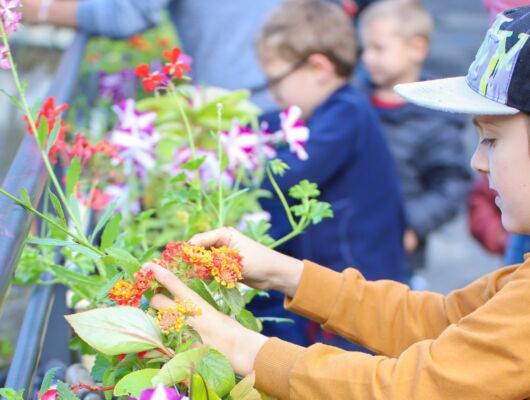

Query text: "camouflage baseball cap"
[395, 6, 530, 115]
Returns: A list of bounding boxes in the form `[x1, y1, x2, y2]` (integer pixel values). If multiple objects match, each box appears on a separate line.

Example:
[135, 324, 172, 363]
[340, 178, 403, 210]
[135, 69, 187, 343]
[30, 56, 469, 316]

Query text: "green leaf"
[105, 248, 140, 279]
[236, 309, 261, 332]
[100, 213, 122, 251]
[113, 369, 160, 397]
[68, 194, 81, 224]
[66, 157, 80, 199]
[39, 367, 60, 398]
[288, 180, 320, 200]
[91, 353, 111, 382]
[36, 116, 49, 149]
[229, 372, 261, 400]
[56, 381, 78, 400]
[197, 349, 235, 397]
[269, 159, 289, 176]
[190, 373, 221, 400]
[220, 286, 244, 316]
[188, 279, 220, 310]
[152, 346, 208, 386]
[224, 188, 249, 203]
[50, 192, 67, 227]
[102, 368, 117, 400]
[309, 201, 333, 224]
[170, 172, 188, 183]
[0, 88, 23, 111]
[65, 306, 164, 356]
[27, 238, 74, 247]
[46, 120, 61, 154]
[0, 388, 24, 400]
[180, 156, 206, 171]
[90, 201, 118, 242]
[20, 188, 32, 206]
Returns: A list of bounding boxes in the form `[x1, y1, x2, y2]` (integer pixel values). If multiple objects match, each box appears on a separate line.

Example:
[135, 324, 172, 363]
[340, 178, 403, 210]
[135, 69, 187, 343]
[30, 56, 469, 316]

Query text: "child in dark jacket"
[360, 0, 472, 275]
[250, 0, 407, 347]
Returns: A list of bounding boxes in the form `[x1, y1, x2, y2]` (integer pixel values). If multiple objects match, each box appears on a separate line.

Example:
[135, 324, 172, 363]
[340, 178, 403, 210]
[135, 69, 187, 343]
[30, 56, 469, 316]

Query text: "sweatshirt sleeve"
[254, 259, 530, 400]
[77, 0, 172, 39]
[286, 261, 519, 356]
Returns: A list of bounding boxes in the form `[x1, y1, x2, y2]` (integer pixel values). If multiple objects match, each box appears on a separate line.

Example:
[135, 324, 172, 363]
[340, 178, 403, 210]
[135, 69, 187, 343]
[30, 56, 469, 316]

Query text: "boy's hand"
[404, 228, 419, 253]
[189, 227, 304, 298]
[20, 0, 41, 24]
[145, 262, 268, 376]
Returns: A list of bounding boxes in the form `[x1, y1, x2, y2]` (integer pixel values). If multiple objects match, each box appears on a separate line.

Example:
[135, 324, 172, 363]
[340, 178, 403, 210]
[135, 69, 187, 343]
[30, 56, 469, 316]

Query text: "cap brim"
[394, 77, 519, 115]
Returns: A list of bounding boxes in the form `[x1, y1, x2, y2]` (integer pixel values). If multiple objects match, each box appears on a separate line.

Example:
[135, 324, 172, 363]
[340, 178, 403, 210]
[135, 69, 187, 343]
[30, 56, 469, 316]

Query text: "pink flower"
[279, 106, 309, 160]
[221, 120, 276, 171]
[110, 99, 160, 179]
[0, 45, 10, 69]
[0, 0, 21, 35]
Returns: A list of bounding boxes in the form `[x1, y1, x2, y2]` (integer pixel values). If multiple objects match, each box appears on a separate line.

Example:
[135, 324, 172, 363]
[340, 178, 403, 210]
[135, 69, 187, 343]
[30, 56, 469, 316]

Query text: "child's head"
[395, 6, 530, 234]
[256, 0, 356, 118]
[360, 0, 433, 89]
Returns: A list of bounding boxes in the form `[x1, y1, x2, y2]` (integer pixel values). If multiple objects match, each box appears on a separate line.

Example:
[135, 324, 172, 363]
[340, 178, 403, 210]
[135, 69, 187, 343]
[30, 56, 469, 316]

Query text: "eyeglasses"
[249, 58, 308, 95]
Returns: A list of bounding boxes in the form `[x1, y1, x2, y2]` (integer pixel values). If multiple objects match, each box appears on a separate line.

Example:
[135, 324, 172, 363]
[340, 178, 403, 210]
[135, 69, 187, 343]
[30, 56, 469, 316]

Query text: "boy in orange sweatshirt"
[146, 5, 530, 400]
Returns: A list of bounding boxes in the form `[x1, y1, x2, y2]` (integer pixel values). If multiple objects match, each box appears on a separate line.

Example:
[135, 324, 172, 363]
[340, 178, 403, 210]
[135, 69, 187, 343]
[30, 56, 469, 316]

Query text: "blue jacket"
[261, 84, 408, 281]
[251, 84, 407, 345]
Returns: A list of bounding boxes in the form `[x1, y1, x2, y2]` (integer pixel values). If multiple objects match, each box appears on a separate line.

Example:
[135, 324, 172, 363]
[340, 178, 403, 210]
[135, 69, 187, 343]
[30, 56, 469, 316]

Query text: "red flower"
[135, 64, 165, 93]
[40, 389, 58, 400]
[162, 48, 190, 79]
[26, 97, 69, 136]
[83, 188, 112, 211]
[70, 133, 95, 164]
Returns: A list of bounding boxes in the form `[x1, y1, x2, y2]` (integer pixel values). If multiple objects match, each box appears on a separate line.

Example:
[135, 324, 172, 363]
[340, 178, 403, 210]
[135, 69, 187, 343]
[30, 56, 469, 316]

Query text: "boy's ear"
[409, 36, 430, 63]
[307, 53, 337, 81]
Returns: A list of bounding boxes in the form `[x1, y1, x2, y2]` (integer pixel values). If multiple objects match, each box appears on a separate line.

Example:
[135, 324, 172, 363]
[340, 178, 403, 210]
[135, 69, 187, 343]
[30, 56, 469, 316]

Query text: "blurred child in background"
[359, 0, 472, 285]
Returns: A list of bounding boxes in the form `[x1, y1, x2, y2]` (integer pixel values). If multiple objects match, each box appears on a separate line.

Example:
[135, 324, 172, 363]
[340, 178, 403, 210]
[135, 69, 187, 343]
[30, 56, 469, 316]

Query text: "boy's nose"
[470, 145, 489, 174]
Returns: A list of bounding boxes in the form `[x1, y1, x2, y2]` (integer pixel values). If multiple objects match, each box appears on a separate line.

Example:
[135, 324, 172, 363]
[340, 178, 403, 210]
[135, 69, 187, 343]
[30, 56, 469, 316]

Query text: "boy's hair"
[255, 0, 356, 78]
[360, 0, 434, 44]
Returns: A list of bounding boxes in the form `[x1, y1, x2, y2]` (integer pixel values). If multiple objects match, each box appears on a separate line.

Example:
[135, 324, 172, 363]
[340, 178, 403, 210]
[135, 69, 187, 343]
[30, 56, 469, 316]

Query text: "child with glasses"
[249, 0, 408, 347]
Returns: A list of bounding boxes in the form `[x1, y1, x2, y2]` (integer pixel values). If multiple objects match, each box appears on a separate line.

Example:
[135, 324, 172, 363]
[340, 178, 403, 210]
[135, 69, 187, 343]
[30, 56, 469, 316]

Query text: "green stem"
[216, 104, 224, 228]
[266, 166, 297, 230]
[171, 88, 203, 210]
[0, 188, 105, 256]
[270, 216, 307, 249]
[0, 20, 86, 240]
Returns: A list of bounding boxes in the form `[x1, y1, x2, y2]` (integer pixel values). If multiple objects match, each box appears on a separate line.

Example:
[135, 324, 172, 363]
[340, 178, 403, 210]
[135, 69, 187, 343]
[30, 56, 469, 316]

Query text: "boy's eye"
[480, 138, 496, 147]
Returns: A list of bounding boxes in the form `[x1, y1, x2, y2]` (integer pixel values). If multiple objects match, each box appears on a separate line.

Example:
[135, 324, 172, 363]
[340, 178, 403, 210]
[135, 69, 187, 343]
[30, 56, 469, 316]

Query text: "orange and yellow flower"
[156, 299, 201, 334]
[159, 241, 244, 286]
[107, 270, 154, 307]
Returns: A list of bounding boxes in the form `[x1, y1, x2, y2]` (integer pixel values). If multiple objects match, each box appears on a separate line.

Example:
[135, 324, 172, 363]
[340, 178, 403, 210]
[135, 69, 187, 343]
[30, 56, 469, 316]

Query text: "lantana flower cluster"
[160, 241, 244, 288]
[156, 299, 201, 334]
[108, 269, 154, 307]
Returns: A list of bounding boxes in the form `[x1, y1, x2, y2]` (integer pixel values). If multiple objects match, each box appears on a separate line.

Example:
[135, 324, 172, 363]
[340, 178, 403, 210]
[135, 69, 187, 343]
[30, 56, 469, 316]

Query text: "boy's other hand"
[189, 227, 304, 298]
[404, 228, 419, 253]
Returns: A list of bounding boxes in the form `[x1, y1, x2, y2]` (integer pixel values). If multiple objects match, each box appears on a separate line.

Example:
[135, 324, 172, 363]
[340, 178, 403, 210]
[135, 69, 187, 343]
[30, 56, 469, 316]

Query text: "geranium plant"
[0, 3, 333, 398]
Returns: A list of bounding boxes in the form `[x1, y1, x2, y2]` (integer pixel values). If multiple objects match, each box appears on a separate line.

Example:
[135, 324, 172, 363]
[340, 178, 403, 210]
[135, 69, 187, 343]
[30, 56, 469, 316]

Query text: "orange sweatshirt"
[254, 255, 530, 399]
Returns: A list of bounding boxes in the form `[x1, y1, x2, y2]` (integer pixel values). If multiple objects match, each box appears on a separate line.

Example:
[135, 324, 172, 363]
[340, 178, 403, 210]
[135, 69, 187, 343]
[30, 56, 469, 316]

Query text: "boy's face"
[361, 16, 426, 88]
[260, 56, 321, 119]
[471, 113, 530, 234]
